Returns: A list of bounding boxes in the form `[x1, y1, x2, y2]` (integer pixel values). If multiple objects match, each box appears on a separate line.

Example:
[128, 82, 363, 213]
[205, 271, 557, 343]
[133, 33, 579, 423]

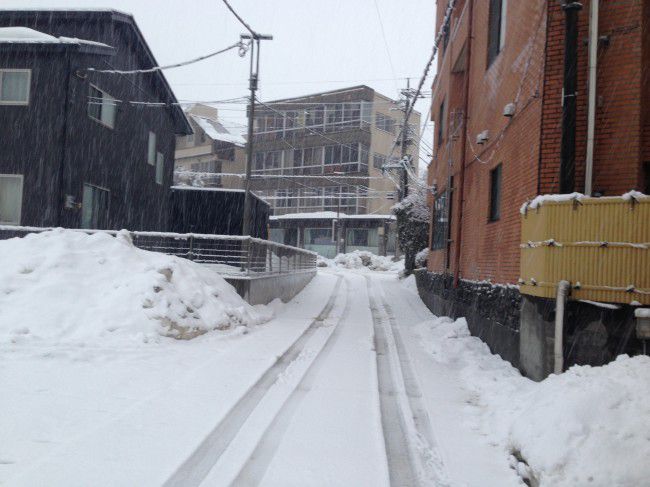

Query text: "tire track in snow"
[163, 276, 344, 487]
[367, 275, 450, 487]
[229, 276, 353, 485]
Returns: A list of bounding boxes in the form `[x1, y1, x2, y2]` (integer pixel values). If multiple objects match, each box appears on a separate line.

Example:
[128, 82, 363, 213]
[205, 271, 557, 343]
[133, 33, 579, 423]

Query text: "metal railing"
[0, 225, 317, 279]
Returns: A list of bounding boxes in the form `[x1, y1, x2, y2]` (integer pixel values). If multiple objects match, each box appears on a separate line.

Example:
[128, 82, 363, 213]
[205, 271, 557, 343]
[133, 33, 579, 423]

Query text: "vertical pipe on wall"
[554, 280, 571, 374]
[585, 0, 599, 196]
[560, 2, 583, 194]
[453, 0, 474, 288]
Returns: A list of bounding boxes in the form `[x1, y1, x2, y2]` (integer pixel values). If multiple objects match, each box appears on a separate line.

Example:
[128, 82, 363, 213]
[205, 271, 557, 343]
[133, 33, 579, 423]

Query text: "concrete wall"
[226, 271, 316, 306]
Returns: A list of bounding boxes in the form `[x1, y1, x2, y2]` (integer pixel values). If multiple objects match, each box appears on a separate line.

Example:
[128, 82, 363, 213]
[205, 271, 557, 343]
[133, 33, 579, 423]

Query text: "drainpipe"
[559, 2, 583, 194]
[453, 0, 473, 288]
[57, 51, 74, 226]
[584, 0, 599, 196]
[554, 280, 571, 374]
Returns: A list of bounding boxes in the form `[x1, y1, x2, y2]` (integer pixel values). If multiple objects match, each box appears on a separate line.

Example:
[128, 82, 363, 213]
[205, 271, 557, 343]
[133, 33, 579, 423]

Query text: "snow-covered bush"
[0, 229, 270, 345]
[415, 248, 429, 268]
[392, 184, 431, 275]
[333, 250, 402, 272]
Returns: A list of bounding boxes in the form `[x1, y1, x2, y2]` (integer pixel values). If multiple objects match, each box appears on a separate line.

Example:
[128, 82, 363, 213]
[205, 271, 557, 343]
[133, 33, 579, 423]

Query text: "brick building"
[418, 0, 650, 378]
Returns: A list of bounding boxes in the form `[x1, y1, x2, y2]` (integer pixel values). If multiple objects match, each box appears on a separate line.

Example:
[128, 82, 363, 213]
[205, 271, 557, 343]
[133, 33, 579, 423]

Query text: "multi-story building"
[0, 10, 191, 231]
[253, 85, 420, 257]
[174, 103, 246, 189]
[419, 0, 650, 379]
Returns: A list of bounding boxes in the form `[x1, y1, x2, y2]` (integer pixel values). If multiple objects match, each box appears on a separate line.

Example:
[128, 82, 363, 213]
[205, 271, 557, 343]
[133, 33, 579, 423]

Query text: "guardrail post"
[246, 237, 253, 277]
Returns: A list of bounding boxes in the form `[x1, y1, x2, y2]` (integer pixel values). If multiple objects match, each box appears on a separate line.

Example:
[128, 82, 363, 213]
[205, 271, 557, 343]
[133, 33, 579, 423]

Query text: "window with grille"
[488, 0, 507, 67]
[489, 164, 502, 221]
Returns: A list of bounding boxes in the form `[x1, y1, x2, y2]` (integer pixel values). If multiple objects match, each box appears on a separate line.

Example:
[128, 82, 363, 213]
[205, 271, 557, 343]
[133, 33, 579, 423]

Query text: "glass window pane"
[156, 152, 164, 185]
[101, 93, 116, 127]
[1, 71, 29, 103]
[148, 132, 156, 165]
[0, 175, 23, 224]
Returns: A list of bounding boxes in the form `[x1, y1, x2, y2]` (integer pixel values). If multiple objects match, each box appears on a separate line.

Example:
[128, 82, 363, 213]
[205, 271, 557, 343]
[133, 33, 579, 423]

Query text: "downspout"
[559, 2, 583, 194]
[57, 50, 74, 227]
[584, 0, 599, 196]
[554, 280, 571, 374]
[453, 0, 473, 287]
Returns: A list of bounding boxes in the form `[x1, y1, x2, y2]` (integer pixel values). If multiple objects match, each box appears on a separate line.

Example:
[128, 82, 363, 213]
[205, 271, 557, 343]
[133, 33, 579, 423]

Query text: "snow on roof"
[190, 115, 246, 147]
[270, 212, 395, 221]
[0, 26, 112, 48]
[170, 185, 270, 205]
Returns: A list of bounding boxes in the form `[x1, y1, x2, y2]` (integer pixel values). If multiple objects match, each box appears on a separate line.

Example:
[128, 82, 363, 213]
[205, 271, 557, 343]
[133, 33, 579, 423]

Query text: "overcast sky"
[10, 0, 437, 160]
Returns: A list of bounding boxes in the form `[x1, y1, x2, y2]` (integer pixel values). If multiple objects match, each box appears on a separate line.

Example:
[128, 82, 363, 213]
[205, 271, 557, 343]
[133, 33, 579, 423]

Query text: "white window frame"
[147, 131, 156, 165]
[0, 174, 24, 224]
[88, 83, 116, 129]
[0, 69, 31, 106]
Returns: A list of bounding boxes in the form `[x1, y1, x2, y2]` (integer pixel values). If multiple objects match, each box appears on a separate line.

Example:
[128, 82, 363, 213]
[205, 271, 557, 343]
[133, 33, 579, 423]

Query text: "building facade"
[420, 0, 650, 378]
[0, 10, 191, 231]
[174, 103, 246, 189]
[252, 85, 419, 257]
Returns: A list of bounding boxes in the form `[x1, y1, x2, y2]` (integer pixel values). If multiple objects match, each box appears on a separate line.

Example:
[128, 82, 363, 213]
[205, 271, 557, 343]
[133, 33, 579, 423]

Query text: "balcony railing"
[519, 193, 650, 304]
[0, 226, 317, 279]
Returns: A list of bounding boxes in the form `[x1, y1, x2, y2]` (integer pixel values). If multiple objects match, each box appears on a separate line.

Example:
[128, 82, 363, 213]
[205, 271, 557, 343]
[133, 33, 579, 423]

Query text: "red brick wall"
[427, 0, 647, 286]
[539, 0, 645, 195]
[428, 0, 547, 284]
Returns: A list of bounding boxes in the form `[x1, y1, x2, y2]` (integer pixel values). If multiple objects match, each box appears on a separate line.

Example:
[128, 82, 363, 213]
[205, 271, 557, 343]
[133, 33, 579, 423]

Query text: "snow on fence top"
[520, 190, 649, 215]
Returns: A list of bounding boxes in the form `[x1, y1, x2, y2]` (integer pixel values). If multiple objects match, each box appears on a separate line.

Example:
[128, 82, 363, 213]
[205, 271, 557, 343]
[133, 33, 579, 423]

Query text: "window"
[88, 85, 116, 128]
[431, 191, 449, 250]
[489, 164, 502, 221]
[347, 228, 369, 246]
[324, 145, 342, 165]
[306, 228, 332, 245]
[147, 132, 156, 165]
[0, 69, 30, 105]
[0, 174, 23, 224]
[156, 152, 164, 185]
[81, 184, 110, 229]
[373, 153, 386, 170]
[375, 113, 395, 134]
[488, 0, 507, 67]
[186, 133, 194, 144]
[437, 100, 445, 147]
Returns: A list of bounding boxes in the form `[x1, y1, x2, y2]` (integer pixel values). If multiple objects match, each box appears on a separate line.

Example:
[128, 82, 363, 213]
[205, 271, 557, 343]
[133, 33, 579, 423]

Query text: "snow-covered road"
[3, 237, 650, 487]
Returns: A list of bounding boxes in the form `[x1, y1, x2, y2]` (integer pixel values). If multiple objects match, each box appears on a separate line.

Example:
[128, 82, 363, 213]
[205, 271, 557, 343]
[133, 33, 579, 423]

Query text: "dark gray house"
[0, 10, 192, 231]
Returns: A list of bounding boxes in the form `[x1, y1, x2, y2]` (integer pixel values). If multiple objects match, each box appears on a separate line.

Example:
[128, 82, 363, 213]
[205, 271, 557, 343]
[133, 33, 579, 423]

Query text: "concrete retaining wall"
[226, 271, 316, 306]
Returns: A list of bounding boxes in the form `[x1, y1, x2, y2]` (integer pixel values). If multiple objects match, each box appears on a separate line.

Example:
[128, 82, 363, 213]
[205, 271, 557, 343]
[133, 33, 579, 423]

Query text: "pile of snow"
[418, 317, 650, 486]
[333, 250, 403, 272]
[0, 229, 270, 346]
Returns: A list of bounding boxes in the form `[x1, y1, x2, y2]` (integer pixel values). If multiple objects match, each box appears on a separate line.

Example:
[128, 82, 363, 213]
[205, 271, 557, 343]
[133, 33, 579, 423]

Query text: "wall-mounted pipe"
[554, 280, 571, 374]
[584, 0, 599, 196]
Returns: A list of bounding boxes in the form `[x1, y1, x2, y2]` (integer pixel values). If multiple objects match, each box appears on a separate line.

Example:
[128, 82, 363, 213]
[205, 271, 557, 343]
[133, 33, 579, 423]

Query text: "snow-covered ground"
[1, 237, 648, 486]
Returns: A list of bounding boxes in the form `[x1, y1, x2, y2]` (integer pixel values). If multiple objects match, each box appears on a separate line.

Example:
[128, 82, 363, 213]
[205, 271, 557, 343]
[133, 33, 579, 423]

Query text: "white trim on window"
[0, 173, 24, 224]
[0, 69, 31, 106]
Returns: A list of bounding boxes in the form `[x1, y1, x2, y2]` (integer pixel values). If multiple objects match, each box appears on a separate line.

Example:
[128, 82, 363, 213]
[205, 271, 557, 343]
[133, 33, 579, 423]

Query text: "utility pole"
[241, 33, 273, 237]
[399, 79, 416, 200]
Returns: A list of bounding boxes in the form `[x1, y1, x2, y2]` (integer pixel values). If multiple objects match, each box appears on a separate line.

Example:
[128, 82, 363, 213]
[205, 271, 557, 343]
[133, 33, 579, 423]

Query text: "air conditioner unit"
[476, 130, 489, 145]
[503, 102, 516, 117]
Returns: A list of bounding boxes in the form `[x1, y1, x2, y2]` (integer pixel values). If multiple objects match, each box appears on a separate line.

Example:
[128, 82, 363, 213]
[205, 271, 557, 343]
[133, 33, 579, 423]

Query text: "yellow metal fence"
[520, 194, 650, 304]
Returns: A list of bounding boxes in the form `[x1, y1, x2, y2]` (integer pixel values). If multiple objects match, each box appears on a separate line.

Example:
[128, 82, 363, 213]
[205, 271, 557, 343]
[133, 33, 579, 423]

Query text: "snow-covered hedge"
[0, 229, 270, 345]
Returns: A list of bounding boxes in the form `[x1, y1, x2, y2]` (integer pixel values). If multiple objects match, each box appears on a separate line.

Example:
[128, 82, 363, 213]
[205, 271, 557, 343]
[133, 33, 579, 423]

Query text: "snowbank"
[0, 229, 269, 346]
[417, 317, 650, 486]
[333, 250, 403, 272]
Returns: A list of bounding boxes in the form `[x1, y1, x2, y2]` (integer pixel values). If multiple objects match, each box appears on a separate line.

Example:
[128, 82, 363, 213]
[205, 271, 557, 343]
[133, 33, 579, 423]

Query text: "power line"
[220, 0, 257, 37]
[372, 0, 399, 93]
[85, 41, 247, 74]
